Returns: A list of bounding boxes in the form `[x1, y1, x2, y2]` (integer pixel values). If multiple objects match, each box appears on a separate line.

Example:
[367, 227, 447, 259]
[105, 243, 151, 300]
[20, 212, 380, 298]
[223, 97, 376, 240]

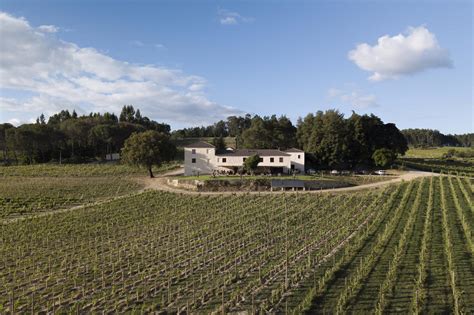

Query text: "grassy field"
[400, 147, 474, 176]
[1, 167, 472, 313]
[404, 146, 473, 158]
[399, 158, 474, 176]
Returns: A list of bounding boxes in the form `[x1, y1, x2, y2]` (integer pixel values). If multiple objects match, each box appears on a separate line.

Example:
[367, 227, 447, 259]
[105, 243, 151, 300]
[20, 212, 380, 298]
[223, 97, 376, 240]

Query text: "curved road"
[142, 168, 438, 195]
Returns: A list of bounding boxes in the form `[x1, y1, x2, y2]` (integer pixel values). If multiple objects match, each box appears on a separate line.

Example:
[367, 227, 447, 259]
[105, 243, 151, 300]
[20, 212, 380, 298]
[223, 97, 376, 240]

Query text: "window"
[191, 149, 196, 154]
[259, 158, 263, 162]
[279, 157, 283, 163]
[298, 154, 301, 159]
[191, 158, 196, 163]
[222, 158, 227, 163]
[270, 157, 274, 163]
[206, 149, 209, 153]
[243, 158, 246, 162]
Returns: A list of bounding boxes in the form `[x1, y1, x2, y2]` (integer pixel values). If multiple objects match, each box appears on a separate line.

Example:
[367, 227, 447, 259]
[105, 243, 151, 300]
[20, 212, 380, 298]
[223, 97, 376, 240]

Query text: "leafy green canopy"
[243, 154, 260, 174]
[372, 148, 396, 168]
[1, 105, 171, 165]
[121, 130, 176, 177]
[297, 110, 408, 169]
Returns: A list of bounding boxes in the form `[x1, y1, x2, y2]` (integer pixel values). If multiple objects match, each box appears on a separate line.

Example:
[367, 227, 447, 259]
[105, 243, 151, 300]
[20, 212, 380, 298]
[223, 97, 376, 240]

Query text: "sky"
[0, 0, 472, 134]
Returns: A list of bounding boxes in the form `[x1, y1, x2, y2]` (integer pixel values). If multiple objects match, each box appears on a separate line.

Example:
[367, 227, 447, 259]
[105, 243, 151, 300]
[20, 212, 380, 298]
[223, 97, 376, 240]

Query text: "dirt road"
[142, 168, 438, 195]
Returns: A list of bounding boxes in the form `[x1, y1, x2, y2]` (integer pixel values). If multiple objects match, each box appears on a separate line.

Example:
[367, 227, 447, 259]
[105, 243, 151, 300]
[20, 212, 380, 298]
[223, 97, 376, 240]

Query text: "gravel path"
[142, 168, 439, 195]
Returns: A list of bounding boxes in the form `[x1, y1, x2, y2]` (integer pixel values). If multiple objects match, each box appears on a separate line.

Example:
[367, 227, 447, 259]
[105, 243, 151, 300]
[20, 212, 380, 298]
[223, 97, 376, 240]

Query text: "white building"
[184, 141, 305, 176]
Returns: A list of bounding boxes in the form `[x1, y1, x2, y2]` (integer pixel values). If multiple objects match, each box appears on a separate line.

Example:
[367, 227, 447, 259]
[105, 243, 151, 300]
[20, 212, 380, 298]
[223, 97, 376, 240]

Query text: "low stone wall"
[202, 179, 271, 192]
[166, 178, 205, 191]
[166, 178, 353, 192]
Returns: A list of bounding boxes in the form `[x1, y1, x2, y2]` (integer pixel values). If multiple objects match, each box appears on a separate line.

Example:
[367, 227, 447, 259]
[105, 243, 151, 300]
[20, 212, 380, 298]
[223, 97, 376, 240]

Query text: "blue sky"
[0, 0, 472, 133]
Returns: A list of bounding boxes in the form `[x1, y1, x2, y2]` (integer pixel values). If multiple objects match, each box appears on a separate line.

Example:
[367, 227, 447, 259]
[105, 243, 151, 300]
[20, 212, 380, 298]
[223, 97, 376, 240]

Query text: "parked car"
[307, 169, 317, 175]
[375, 170, 386, 175]
[330, 170, 340, 175]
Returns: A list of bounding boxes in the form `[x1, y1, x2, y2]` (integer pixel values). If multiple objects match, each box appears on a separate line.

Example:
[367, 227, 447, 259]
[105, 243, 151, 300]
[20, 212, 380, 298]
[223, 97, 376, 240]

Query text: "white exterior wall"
[287, 152, 305, 173]
[216, 155, 291, 169]
[184, 146, 305, 176]
[184, 147, 216, 176]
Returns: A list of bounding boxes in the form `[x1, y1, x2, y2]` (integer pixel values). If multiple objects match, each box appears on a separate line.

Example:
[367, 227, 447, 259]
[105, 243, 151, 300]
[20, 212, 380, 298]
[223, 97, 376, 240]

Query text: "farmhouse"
[184, 141, 305, 176]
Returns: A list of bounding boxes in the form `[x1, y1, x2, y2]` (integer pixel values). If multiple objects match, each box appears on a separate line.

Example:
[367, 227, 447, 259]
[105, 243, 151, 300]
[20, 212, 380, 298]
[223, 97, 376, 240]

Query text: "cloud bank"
[348, 26, 452, 81]
[0, 12, 242, 126]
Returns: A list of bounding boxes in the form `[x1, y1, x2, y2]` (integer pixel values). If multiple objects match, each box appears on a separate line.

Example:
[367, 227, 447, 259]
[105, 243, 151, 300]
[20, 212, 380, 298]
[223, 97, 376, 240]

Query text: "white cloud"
[0, 11, 242, 126]
[218, 9, 253, 25]
[328, 88, 378, 109]
[7, 118, 21, 126]
[130, 40, 145, 47]
[348, 26, 452, 81]
[37, 24, 58, 33]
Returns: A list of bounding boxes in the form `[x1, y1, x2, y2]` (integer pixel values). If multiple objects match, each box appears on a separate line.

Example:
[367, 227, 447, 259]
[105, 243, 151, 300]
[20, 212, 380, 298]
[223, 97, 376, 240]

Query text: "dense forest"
[401, 128, 473, 147]
[0, 106, 170, 164]
[1, 106, 471, 168]
[173, 110, 408, 168]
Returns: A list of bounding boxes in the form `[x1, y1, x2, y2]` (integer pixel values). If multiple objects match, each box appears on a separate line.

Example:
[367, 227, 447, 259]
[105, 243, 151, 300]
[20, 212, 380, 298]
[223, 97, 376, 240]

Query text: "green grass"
[404, 146, 473, 159]
[398, 158, 474, 176]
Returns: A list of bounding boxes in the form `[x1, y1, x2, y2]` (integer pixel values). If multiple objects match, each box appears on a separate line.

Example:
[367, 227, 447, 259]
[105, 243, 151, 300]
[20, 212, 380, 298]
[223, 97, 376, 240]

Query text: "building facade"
[184, 141, 305, 176]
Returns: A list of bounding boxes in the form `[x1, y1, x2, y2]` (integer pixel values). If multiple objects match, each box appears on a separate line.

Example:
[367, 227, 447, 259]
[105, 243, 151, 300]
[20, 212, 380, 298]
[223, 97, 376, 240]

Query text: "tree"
[297, 110, 350, 168]
[241, 116, 272, 149]
[243, 154, 260, 175]
[372, 148, 396, 168]
[380, 123, 408, 155]
[121, 130, 176, 178]
[119, 105, 136, 122]
[47, 110, 72, 125]
[212, 136, 226, 151]
[0, 123, 14, 163]
[213, 120, 228, 137]
[36, 113, 46, 125]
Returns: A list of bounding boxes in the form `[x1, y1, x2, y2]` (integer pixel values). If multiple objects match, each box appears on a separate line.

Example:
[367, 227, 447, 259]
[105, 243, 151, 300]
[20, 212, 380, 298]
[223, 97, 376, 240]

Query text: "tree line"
[0, 106, 170, 164]
[2, 106, 470, 169]
[402, 128, 473, 148]
[174, 110, 408, 169]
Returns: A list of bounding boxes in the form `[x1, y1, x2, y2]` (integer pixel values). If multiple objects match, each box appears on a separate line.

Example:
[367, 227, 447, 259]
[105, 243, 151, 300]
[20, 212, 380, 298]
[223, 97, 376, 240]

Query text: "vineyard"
[399, 157, 474, 176]
[0, 162, 179, 177]
[0, 177, 143, 219]
[1, 175, 473, 313]
[0, 163, 180, 219]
